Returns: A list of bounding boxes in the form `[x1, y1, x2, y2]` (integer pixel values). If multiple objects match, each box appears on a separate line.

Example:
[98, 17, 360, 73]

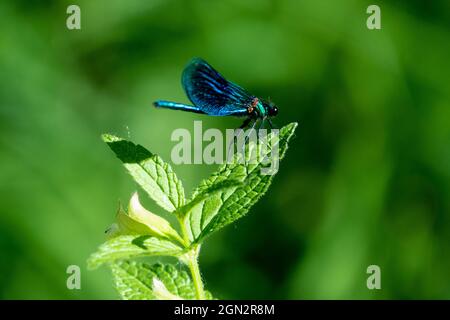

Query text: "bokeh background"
[0, 0, 449, 299]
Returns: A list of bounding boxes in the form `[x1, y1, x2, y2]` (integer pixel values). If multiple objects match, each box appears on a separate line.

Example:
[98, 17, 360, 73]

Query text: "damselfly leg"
[227, 117, 252, 162]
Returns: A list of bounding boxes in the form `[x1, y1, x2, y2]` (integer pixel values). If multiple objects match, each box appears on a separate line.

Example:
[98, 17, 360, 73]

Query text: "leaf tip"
[102, 133, 121, 143]
[286, 122, 298, 131]
[86, 256, 98, 271]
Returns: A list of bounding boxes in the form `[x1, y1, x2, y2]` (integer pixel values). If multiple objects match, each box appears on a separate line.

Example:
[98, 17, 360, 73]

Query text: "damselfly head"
[264, 100, 278, 117]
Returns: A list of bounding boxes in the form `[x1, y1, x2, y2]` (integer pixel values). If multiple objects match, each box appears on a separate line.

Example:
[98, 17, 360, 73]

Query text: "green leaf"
[189, 122, 298, 242]
[111, 261, 197, 300]
[102, 134, 185, 212]
[176, 180, 242, 241]
[87, 235, 184, 270]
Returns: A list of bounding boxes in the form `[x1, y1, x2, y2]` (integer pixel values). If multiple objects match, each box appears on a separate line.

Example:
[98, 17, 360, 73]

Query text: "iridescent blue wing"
[182, 58, 254, 116]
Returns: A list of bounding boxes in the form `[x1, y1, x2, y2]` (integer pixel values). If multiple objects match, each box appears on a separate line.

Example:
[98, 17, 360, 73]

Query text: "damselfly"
[153, 58, 278, 131]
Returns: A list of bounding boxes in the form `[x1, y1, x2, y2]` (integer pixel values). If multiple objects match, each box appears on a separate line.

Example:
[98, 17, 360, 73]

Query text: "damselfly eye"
[269, 106, 278, 117]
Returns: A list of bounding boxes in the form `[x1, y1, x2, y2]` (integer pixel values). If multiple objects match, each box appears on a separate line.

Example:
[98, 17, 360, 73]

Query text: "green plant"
[87, 122, 297, 299]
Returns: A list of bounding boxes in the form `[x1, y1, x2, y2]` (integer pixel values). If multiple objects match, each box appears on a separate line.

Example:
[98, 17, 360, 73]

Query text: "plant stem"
[177, 216, 205, 300]
[178, 216, 191, 246]
[187, 246, 205, 300]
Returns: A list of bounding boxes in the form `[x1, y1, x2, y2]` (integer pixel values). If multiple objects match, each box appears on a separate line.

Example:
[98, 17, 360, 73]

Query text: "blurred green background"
[0, 0, 449, 299]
